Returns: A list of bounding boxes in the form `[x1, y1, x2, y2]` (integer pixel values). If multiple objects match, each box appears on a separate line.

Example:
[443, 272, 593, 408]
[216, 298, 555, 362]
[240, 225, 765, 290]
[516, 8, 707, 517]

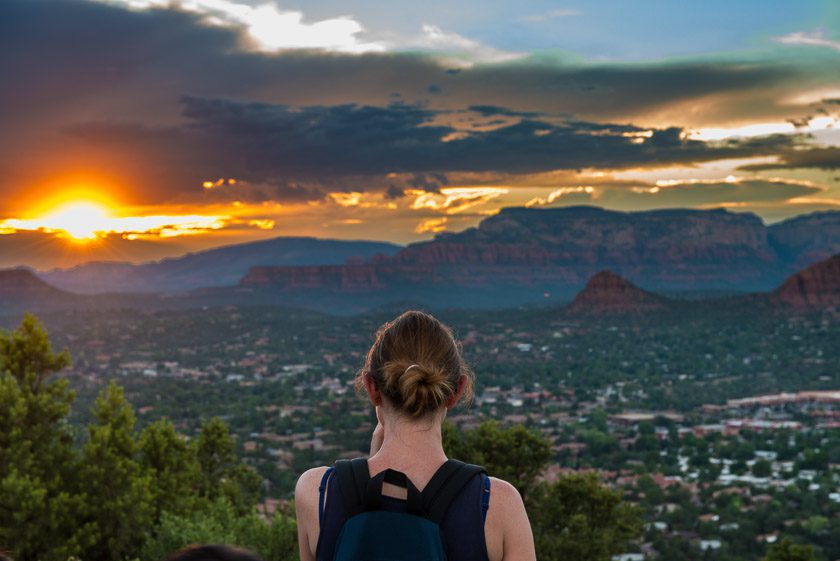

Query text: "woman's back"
[315, 459, 490, 561]
[294, 311, 536, 561]
[296, 460, 533, 561]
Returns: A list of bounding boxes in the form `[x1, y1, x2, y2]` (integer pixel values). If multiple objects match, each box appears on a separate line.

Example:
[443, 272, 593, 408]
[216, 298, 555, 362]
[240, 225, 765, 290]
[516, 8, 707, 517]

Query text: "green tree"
[77, 381, 155, 561]
[140, 498, 297, 561]
[762, 537, 815, 561]
[139, 418, 201, 521]
[443, 420, 551, 501]
[530, 472, 643, 561]
[752, 459, 772, 478]
[196, 417, 263, 514]
[0, 313, 86, 561]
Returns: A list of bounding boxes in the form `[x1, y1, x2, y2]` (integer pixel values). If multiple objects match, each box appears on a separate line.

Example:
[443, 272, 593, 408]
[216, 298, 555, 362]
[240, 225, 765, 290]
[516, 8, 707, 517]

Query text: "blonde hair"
[355, 310, 474, 417]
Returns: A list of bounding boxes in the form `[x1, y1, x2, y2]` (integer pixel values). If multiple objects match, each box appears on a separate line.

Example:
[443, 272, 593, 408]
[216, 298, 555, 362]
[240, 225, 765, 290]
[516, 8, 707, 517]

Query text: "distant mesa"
[3, 206, 839, 314]
[773, 253, 840, 310]
[239, 206, 840, 310]
[0, 268, 67, 297]
[567, 270, 668, 315]
[39, 237, 403, 294]
[0, 268, 76, 314]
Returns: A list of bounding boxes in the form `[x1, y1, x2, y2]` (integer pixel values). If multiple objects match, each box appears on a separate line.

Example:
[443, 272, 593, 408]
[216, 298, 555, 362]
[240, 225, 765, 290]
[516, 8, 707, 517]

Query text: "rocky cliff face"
[773, 254, 840, 310]
[393, 206, 775, 268]
[768, 211, 840, 269]
[567, 270, 668, 314]
[242, 206, 815, 301]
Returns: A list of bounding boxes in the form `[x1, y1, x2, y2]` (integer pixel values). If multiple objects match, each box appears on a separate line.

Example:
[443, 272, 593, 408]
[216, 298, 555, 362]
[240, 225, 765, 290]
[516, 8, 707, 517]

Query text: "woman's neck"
[369, 412, 448, 473]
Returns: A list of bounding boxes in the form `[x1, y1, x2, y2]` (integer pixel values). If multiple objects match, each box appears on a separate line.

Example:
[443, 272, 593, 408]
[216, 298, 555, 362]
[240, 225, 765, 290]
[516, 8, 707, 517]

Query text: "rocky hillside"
[242, 207, 840, 309]
[767, 211, 840, 269]
[773, 254, 840, 310]
[566, 270, 669, 315]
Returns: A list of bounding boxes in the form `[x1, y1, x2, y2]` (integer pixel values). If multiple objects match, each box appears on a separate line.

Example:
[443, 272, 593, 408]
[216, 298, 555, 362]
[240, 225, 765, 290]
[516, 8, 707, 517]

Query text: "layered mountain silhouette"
[0, 269, 70, 300]
[40, 237, 402, 294]
[0, 268, 90, 314]
[3, 205, 837, 314]
[3, 253, 838, 317]
[238, 207, 840, 307]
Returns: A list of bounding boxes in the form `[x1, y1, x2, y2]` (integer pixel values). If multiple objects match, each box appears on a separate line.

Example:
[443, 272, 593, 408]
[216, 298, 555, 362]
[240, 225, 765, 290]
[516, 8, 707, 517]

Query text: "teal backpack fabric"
[326, 458, 488, 561]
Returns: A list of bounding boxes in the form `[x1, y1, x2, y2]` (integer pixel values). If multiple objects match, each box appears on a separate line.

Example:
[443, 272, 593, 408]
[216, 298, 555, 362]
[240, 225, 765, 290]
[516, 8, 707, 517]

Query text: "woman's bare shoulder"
[485, 476, 536, 561]
[294, 466, 330, 511]
[487, 477, 525, 508]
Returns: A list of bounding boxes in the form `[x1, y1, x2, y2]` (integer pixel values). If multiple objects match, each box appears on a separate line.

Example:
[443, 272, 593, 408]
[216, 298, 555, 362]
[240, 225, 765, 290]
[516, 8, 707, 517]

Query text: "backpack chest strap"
[334, 458, 487, 523]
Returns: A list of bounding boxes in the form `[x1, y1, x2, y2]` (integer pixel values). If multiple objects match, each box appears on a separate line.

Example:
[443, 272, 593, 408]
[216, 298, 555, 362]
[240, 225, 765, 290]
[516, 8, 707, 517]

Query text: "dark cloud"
[406, 173, 449, 192]
[737, 147, 840, 170]
[1, 0, 836, 207]
[468, 105, 542, 118]
[384, 185, 406, 199]
[60, 96, 802, 199]
[638, 179, 823, 205]
[532, 179, 824, 209]
[2, 0, 823, 125]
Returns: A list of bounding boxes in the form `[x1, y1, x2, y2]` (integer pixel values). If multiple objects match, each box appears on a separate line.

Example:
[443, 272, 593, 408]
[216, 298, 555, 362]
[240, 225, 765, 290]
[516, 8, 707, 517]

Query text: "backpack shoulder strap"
[481, 472, 491, 524]
[318, 466, 335, 529]
[422, 459, 487, 525]
[334, 458, 370, 517]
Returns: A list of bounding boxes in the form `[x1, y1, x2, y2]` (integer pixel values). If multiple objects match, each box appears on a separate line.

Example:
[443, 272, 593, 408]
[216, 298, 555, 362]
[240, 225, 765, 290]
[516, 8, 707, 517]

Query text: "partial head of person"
[163, 545, 263, 561]
[355, 309, 474, 420]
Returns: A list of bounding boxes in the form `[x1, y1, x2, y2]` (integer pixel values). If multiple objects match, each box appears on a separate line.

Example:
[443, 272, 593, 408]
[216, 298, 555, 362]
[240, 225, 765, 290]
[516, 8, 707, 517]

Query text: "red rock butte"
[773, 253, 840, 310]
[567, 270, 668, 315]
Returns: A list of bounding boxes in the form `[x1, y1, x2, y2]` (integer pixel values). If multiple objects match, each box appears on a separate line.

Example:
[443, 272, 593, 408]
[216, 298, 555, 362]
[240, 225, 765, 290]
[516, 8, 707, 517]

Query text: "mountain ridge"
[39, 236, 403, 294]
[240, 207, 840, 308]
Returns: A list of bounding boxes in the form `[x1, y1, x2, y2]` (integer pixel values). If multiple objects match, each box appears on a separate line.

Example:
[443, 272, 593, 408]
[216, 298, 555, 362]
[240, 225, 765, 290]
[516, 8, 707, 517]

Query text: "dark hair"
[355, 310, 474, 417]
[163, 545, 263, 561]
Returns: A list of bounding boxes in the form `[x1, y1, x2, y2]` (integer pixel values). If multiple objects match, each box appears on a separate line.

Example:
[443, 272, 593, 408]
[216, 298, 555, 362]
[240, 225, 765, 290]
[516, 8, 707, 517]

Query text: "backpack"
[318, 458, 491, 561]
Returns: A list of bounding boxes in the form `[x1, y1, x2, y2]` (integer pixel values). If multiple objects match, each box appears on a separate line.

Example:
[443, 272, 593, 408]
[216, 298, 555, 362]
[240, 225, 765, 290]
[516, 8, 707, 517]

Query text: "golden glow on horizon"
[1, 201, 112, 241]
[688, 116, 837, 141]
[0, 199, 230, 241]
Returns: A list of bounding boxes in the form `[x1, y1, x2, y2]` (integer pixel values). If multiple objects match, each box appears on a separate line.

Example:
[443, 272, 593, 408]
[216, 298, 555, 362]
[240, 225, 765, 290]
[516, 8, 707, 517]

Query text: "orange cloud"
[408, 186, 508, 214]
[415, 217, 448, 233]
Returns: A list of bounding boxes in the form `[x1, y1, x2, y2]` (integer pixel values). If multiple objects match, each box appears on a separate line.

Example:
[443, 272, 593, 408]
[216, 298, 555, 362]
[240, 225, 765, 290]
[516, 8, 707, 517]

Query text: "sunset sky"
[2, 0, 840, 269]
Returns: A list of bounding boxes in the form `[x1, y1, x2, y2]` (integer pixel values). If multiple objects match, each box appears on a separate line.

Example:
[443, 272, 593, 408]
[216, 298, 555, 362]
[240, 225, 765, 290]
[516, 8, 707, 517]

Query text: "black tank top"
[315, 463, 491, 561]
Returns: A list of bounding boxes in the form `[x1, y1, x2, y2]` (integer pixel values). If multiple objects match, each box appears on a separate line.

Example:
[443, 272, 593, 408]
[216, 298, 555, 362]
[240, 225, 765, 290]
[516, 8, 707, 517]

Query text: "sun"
[40, 201, 113, 241]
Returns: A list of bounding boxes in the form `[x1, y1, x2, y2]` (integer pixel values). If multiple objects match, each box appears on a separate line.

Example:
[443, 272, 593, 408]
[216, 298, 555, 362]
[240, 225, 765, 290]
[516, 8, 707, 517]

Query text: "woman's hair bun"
[355, 310, 474, 418]
[381, 359, 454, 417]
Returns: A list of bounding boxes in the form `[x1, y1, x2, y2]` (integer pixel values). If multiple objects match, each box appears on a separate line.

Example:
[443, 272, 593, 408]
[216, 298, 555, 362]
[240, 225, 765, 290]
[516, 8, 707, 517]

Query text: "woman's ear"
[446, 375, 468, 409]
[363, 372, 383, 406]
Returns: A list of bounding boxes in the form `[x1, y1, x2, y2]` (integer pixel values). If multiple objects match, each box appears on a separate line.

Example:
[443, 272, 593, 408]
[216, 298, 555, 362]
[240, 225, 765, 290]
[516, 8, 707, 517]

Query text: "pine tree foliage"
[530, 472, 643, 561]
[139, 418, 201, 521]
[0, 314, 295, 561]
[77, 381, 155, 561]
[763, 538, 816, 561]
[0, 313, 84, 561]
